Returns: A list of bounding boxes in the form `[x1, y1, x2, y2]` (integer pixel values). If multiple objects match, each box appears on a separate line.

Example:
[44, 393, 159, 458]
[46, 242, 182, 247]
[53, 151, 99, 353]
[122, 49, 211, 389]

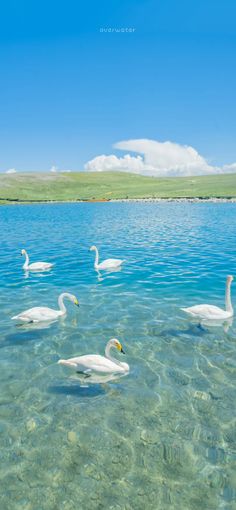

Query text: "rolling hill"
[0, 171, 236, 204]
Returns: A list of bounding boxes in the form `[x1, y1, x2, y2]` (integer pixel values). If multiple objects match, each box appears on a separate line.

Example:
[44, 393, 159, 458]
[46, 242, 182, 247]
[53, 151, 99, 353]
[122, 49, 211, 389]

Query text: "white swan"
[181, 275, 234, 320]
[11, 292, 79, 323]
[21, 249, 53, 271]
[58, 338, 129, 374]
[90, 245, 124, 270]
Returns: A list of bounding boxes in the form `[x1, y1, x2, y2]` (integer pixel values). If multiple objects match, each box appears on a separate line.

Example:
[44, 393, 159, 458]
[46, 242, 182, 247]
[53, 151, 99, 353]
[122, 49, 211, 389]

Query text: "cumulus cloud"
[84, 154, 145, 173]
[85, 139, 236, 177]
[5, 168, 17, 174]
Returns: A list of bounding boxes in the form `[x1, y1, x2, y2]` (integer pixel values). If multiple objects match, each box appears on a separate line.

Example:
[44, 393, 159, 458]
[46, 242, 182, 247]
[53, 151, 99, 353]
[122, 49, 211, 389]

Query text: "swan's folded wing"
[99, 258, 124, 269]
[29, 262, 53, 270]
[32, 307, 59, 320]
[69, 354, 119, 373]
[11, 307, 40, 322]
[106, 258, 124, 265]
[182, 304, 224, 319]
[11, 314, 32, 322]
[12, 306, 58, 322]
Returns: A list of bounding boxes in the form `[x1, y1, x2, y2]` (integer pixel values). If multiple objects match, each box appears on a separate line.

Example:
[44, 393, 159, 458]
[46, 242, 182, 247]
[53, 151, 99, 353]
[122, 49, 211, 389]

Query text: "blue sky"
[0, 0, 236, 173]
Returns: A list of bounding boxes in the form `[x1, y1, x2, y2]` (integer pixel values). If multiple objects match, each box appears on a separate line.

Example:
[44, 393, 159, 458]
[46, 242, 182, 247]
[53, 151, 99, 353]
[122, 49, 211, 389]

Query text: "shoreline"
[1, 196, 236, 205]
[111, 197, 236, 203]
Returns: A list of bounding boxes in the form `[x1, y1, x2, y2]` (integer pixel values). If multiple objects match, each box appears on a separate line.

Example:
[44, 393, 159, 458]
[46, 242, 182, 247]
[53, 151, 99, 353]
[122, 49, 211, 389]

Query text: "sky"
[0, 0, 236, 176]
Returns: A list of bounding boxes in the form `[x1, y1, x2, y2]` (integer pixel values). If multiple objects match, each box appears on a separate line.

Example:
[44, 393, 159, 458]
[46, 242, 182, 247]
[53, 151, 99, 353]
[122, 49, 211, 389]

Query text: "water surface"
[0, 202, 236, 510]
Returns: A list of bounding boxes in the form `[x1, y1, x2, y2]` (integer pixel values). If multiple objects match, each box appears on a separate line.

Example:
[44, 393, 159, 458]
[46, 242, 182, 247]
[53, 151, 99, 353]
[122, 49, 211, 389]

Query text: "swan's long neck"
[105, 344, 123, 368]
[58, 293, 68, 315]
[225, 279, 233, 314]
[94, 247, 99, 267]
[23, 251, 29, 268]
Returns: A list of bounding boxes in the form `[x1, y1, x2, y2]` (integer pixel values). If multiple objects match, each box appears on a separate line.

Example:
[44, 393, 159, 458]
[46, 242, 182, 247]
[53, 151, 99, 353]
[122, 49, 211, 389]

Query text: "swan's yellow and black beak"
[74, 298, 80, 307]
[118, 343, 125, 354]
[116, 340, 125, 354]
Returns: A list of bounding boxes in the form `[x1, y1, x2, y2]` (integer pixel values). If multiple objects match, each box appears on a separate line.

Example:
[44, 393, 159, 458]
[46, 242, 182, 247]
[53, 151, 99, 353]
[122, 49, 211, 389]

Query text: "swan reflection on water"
[23, 270, 53, 279]
[15, 319, 57, 331]
[69, 371, 129, 386]
[96, 266, 122, 281]
[200, 317, 233, 333]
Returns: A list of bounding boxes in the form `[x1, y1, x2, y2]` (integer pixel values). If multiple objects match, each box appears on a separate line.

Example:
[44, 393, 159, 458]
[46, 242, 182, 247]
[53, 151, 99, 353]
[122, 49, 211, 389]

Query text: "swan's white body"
[11, 292, 79, 323]
[181, 275, 234, 320]
[58, 338, 129, 375]
[21, 249, 53, 271]
[90, 245, 124, 270]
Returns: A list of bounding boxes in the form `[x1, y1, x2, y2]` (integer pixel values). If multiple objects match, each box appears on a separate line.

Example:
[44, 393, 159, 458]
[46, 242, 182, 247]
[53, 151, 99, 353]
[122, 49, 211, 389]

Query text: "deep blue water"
[0, 202, 236, 510]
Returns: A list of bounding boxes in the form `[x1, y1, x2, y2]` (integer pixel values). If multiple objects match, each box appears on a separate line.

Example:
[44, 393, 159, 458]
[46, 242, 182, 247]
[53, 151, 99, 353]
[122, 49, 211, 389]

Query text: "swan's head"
[69, 294, 80, 307]
[227, 275, 234, 284]
[89, 245, 97, 252]
[21, 249, 26, 256]
[109, 338, 125, 354]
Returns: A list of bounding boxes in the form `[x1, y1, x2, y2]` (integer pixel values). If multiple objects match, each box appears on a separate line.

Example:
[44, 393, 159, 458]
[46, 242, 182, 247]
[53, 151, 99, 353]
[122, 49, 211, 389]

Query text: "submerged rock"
[26, 419, 36, 433]
[67, 431, 77, 443]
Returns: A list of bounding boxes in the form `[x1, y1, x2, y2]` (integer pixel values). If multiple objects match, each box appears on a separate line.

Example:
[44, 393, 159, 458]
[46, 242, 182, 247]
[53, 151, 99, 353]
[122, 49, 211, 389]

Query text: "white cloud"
[85, 138, 236, 177]
[221, 162, 236, 173]
[84, 154, 145, 173]
[50, 166, 72, 173]
[50, 165, 58, 173]
[5, 168, 17, 174]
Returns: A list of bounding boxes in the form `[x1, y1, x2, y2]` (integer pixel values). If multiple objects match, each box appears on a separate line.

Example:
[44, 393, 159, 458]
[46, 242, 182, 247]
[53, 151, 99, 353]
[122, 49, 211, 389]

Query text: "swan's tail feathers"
[11, 315, 25, 321]
[181, 307, 189, 313]
[58, 359, 77, 368]
[11, 315, 33, 323]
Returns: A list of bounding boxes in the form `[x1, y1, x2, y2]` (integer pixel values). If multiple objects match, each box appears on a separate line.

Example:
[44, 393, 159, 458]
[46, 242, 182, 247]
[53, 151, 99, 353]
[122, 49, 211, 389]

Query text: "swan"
[58, 338, 129, 374]
[21, 249, 53, 271]
[181, 275, 234, 320]
[89, 245, 124, 270]
[11, 292, 79, 323]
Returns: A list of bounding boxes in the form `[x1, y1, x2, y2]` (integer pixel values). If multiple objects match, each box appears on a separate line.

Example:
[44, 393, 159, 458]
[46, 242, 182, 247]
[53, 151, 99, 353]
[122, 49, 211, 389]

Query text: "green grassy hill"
[0, 171, 236, 204]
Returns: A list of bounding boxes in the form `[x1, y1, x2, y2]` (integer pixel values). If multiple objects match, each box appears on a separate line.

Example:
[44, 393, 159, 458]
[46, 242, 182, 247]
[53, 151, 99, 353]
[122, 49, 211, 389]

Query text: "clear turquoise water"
[0, 202, 236, 510]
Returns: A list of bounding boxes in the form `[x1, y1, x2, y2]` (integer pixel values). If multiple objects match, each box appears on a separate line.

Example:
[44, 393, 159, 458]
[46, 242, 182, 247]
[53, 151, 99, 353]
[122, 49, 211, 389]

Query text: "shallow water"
[0, 202, 236, 510]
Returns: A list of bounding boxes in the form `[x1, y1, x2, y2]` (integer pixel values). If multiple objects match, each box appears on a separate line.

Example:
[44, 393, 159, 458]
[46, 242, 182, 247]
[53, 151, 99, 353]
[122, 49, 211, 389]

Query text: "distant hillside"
[0, 171, 236, 204]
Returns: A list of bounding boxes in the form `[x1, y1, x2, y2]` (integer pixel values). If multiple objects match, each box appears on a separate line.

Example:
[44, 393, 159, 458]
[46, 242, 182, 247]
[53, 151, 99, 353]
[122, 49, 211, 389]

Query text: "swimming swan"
[58, 338, 129, 374]
[21, 249, 53, 271]
[90, 245, 124, 270]
[181, 275, 234, 320]
[11, 292, 79, 323]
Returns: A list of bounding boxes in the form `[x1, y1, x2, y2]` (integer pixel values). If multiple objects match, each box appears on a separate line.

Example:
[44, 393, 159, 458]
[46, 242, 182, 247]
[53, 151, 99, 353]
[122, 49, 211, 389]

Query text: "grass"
[0, 171, 236, 204]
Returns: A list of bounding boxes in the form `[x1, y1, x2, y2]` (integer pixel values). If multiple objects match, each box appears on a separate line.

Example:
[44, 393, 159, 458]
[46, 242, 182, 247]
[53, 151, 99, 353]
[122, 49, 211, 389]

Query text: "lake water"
[0, 202, 236, 510]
